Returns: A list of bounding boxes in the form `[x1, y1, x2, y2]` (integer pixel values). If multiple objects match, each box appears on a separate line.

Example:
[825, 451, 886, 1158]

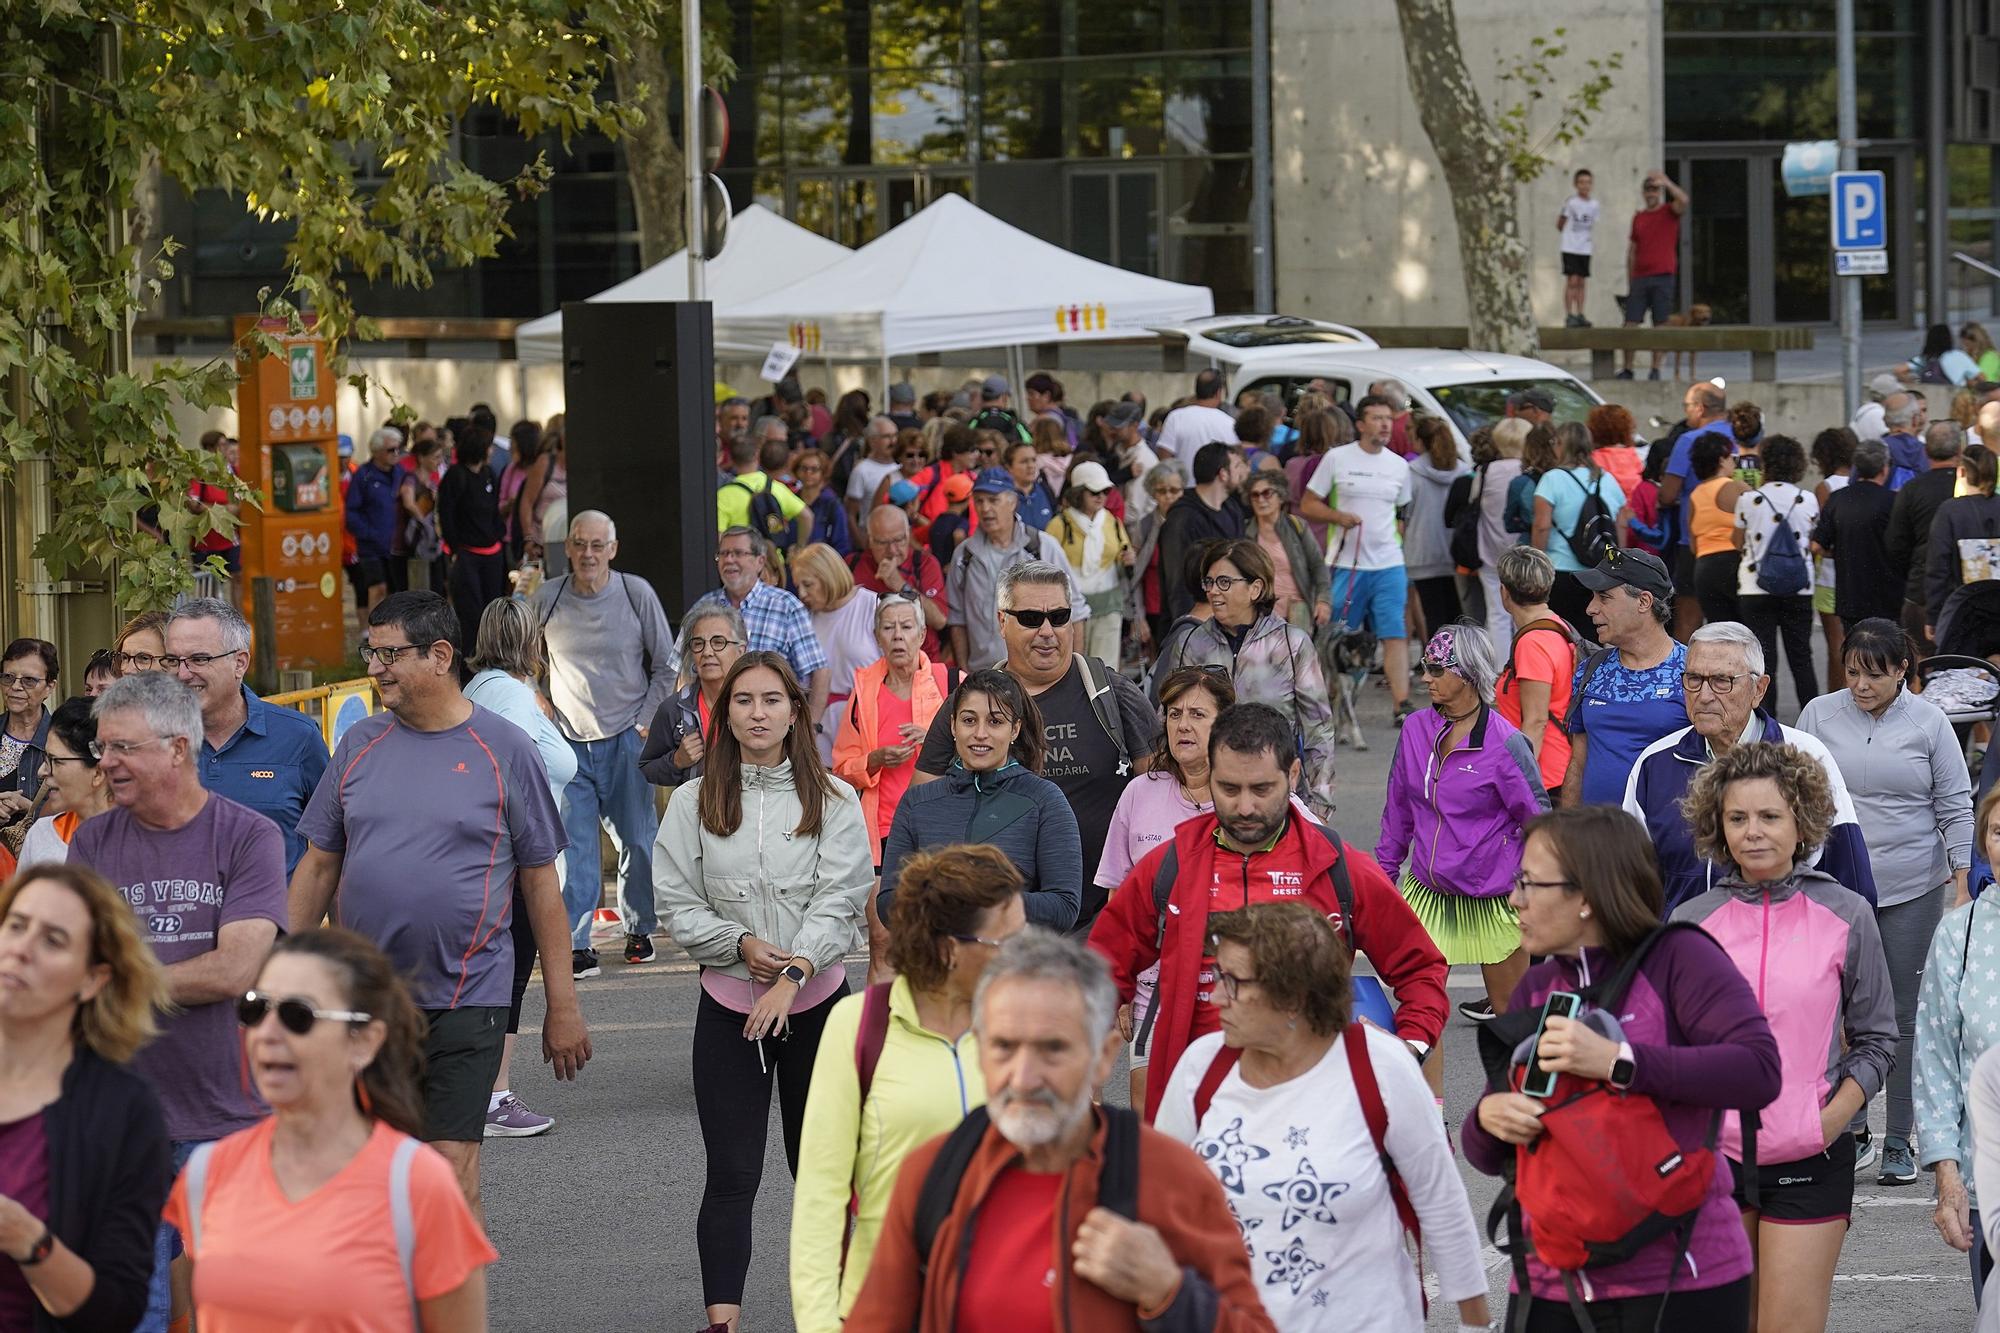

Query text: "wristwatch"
[1609, 1040, 1637, 1091]
[1407, 1039, 1432, 1064]
[16, 1226, 52, 1267]
[779, 963, 809, 987]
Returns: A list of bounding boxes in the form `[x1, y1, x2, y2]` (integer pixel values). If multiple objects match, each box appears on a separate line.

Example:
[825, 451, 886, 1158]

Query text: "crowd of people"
[14, 362, 2000, 1333]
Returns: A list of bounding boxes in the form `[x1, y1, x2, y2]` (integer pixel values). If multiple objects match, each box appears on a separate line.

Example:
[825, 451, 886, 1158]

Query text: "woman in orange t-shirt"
[164, 930, 496, 1332]
[1492, 545, 1576, 798]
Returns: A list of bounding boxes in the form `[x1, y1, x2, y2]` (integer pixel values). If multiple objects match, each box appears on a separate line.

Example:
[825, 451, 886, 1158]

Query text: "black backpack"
[1558, 469, 1620, 568]
[1449, 465, 1486, 571]
[727, 474, 797, 562]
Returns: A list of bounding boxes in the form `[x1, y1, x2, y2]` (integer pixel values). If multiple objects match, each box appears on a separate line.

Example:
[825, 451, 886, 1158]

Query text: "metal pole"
[1249, 0, 1274, 311]
[1838, 0, 1861, 411]
[1927, 0, 1950, 328]
[683, 0, 705, 302]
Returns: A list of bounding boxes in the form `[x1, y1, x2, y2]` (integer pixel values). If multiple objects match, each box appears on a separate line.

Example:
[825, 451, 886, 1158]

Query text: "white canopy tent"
[512, 203, 851, 365]
[712, 194, 1215, 380]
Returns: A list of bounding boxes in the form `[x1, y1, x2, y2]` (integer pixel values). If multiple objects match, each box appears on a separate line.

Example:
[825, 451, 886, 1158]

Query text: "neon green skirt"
[1398, 872, 1522, 966]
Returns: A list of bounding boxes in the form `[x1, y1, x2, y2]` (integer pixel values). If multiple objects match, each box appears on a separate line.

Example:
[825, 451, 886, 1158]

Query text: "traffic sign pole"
[1837, 0, 1860, 413]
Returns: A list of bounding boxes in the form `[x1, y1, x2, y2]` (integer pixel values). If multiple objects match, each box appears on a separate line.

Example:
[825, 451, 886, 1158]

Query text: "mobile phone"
[1521, 990, 1582, 1100]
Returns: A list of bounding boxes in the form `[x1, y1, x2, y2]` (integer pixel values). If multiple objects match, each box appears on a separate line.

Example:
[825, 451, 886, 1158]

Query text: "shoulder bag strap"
[1345, 1023, 1425, 1311]
[389, 1135, 422, 1325]
[1192, 1045, 1241, 1123]
[183, 1141, 217, 1257]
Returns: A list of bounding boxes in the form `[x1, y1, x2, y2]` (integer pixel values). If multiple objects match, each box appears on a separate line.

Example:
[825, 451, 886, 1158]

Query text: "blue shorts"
[1331, 565, 1409, 639]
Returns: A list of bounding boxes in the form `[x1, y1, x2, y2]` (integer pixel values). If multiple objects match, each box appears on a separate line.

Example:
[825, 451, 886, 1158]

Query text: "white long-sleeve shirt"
[1156, 1026, 1488, 1331]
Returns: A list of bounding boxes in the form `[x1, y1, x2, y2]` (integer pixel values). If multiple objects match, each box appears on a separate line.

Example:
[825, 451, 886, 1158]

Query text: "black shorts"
[1672, 545, 1698, 597]
[1730, 1131, 1856, 1223]
[421, 1005, 508, 1142]
[1624, 272, 1675, 326]
[1561, 252, 1592, 278]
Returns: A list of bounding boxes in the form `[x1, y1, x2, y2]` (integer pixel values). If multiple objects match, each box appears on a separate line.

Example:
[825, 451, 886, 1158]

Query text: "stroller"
[1922, 579, 2000, 798]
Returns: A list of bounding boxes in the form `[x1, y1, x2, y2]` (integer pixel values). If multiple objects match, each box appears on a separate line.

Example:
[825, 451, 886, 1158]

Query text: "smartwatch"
[17, 1226, 53, 1267]
[1609, 1040, 1637, 1091]
[780, 963, 809, 987]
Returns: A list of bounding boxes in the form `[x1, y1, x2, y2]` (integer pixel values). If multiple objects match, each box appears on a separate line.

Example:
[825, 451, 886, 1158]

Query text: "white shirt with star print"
[1155, 1025, 1488, 1331]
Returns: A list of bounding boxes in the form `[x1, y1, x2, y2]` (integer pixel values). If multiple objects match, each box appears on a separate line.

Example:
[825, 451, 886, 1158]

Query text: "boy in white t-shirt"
[1557, 167, 1600, 328]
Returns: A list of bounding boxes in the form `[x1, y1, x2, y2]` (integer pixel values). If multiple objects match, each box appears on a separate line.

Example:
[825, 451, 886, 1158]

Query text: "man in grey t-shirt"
[529, 510, 677, 973]
[291, 591, 588, 1209]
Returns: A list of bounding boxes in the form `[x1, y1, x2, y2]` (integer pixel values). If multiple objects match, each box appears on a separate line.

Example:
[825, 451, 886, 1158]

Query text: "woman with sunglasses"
[0, 864, 171, 1333]
[1239, 470, 1331, 637]
[639, 607, 748, 789]
[15, 699, 112, 869]
[653, 652, 871, 1333]
[1378, 625, 1548, 1098]
[789, 845, 1024, 1333]
[878, 670, 1081, 932]
[1150, 539, 1337, 819]
[166, 928, 495, 1330]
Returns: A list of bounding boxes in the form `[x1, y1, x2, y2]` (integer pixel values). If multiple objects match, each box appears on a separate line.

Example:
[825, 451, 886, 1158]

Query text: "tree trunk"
[1391, 0, 1539, 357]
[614, 33, 685, 269]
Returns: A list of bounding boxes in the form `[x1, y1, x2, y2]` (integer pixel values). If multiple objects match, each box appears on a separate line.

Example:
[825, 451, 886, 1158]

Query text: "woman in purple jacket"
[1377, 623, 1548, 1100]
[1465, 806, 1781, 1332]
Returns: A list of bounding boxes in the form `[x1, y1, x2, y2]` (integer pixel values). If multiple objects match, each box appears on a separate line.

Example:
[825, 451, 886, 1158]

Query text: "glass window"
[1663, 1, 1918, 33]
[1665, 35, 1915, 141]
[1430, 379, 1599, 436]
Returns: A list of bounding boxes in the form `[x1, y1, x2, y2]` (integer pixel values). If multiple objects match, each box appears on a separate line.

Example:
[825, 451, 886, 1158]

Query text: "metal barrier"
[265, 678, 379, 750]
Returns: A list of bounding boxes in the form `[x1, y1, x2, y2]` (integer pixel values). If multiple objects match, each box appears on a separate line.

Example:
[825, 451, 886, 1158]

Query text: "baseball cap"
[336, 434, 354, 458]
[1515, 387, 1556, 413]
[1105, 401, 1145, 429]
[972, 466, 1015, 495]
[981, 374, 1011, 400]
[888, 381, 916, 405]
[943, 474, 974, 502]
[1575, 547, 1673, 600]
[1851, 401, 1888, 444]
[1069, 460, 1115, 493]
[1868, 372, 1902, 401]
[888, 479, 921, 505]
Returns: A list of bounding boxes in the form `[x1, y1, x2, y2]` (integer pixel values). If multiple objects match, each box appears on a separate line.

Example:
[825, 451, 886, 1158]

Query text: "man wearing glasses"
[69, 670, 286, 1332]
[689, 526, 832, 721]
[164, 597, 328, 876]
[1622, 620, 1874, 913]
[529, 510, 678, 969]
[290, 590, 587, 1210]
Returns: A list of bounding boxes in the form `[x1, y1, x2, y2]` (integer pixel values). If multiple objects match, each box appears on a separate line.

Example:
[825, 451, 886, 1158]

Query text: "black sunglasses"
[237, 990, 371, 1035]
[1001, 607, 1073, 629]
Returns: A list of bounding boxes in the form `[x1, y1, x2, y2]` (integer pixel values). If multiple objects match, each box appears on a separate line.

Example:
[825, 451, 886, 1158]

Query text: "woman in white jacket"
[653, 650, 873, 1333]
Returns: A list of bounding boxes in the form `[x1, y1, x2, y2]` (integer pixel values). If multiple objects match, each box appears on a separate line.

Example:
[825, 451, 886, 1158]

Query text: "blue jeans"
[562, 727, 657, 947]
[139, 1139, 205, 1333]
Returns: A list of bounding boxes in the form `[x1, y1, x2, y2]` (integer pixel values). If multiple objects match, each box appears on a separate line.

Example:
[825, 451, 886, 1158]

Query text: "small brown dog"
[1666, 302, 1713, 379]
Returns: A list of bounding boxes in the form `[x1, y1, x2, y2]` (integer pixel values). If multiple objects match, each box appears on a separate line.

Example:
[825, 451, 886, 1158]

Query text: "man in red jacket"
[1089, 703, 1449, 1121]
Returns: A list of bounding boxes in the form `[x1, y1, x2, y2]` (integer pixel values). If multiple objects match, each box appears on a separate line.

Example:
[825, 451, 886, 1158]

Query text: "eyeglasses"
[158, 652, 241, 671]
[900, 451, 928, 462]
[357, 642, 434, 666]
[43, 753, 92, 767]
[236, 991, 371, 1035]
[1247, 489, 1278, 502]
[1200, 575, 1252, 592]
[113, 651, 162, 671]
[89, 735, 174, 760]
[1001, 607, 1073, 629]
[1214, 969, 1259, 1003]
[717, 547, 757, 562]
[0, 673, 46, 690]
[568, 538, 613, 554]
[1512, 873, 1575, 894]
[688, 635, 742, 655]
[1680, 671, 1750, 696]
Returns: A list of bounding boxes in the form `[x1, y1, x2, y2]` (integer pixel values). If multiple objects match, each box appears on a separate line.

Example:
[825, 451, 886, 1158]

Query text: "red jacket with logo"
[1088, 811, 1450, 1121]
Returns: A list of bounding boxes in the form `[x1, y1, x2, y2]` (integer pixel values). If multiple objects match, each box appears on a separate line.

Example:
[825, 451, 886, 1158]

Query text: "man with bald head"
[1975, 399, 2000, 448]
[850, 502, 949, 660]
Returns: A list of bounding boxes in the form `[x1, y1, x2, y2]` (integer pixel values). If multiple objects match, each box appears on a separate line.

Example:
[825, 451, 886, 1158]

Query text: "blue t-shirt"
[199, 686, 331, 876]
[1663, 421, 1738, 546]
[1570, 641, 1688, 806]
[1534, 466, 1627, 573]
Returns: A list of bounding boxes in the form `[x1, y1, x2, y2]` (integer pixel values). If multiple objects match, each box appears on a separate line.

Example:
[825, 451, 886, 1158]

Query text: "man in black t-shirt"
[910, 562, 1157, 932]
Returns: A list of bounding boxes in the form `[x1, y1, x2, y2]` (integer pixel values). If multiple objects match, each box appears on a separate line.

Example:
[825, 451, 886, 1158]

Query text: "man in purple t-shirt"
[69, 669, 286, 1333]
[290, 590, 588, 1210]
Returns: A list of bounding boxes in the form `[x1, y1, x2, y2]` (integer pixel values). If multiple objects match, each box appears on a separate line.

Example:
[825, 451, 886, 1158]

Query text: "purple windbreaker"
[1461, 930, 1782, 1303]
[1376, 705, 1548, 899]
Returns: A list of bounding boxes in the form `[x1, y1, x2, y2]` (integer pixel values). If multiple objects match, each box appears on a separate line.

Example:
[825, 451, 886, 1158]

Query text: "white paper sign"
[761, 342, 804, 383]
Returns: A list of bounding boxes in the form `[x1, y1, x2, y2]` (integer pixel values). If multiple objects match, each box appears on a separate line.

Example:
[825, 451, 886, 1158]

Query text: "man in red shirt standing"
[1619, 168, 1690, 381]
[1088, 703, 1449, 1122]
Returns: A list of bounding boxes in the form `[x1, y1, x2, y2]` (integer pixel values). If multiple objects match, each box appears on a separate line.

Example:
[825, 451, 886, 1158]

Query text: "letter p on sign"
[1831, 170, 1886, 250]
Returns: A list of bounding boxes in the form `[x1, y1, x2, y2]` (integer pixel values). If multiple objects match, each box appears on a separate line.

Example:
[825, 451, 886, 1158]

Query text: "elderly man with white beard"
[846, 930, 1275, 1332]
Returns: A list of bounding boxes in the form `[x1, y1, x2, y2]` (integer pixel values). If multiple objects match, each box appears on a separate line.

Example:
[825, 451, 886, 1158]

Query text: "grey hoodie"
[1405, 456, 1469, 580]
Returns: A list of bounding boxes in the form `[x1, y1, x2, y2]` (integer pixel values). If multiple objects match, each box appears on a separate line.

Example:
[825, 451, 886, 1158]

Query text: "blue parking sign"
[1831, 170, 1886, 251]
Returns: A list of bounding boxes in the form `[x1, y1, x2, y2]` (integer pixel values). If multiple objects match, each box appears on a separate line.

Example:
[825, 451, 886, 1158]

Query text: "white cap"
[1069, 460, 1115, 493]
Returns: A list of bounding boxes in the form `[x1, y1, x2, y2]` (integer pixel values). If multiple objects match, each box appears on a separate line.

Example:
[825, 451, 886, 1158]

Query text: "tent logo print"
[789, 322, 823, 352]
[1056, 304, 1108, 334]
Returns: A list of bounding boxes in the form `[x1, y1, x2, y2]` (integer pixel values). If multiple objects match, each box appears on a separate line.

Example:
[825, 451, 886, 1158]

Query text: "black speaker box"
[560, 301, 716, 619]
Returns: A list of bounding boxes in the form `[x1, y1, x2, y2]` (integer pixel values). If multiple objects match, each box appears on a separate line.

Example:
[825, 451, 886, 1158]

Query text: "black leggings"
[1507, 1274, 1749, 1332]
[1739, 593, 1817, 714]
[1413, 575, 1463, 641]
[1693, 551, 1741, 628]
[693, 981, 848, 1306]
[449, 550, 509, 653]
[505, 888, 535, 1036]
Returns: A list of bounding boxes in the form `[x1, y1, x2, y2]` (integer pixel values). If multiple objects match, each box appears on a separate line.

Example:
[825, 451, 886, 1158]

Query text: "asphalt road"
[483, 666, 1977, 1332]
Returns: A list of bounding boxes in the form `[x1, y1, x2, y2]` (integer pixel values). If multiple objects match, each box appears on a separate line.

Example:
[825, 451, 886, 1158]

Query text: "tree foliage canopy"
[2, 0, 656, 607]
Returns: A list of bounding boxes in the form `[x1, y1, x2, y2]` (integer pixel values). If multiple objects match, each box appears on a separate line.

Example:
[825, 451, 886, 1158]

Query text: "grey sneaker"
[1878, 1137, 1917, 1186]
[484, 1092, 554, 1138]
[1852, 1130, 1879, 1173]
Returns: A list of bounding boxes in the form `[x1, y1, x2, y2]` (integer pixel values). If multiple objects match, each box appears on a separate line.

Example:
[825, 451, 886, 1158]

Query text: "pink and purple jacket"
[1377, 704, 1549, 899]
[1462, 930, 1780, 1304]
[1671, 866, 1897, 1164]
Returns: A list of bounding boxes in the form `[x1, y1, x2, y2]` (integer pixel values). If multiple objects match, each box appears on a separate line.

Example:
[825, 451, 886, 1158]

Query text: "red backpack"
[1478, 923, 1759, 1330]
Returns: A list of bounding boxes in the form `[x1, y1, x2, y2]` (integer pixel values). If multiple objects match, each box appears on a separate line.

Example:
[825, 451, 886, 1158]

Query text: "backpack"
[1747, 487, 1811, 596]
[1477, 923, 1760, 1332]
[1498, 616, 1591, 696]
[1504, 472, 1539, 534]
[184, 1135, 424, 1326]
[1558, 469, 1620, 568]
[728, 474, 798, 562]
[1074, 652, 1134, 777]
[1132, 820, 1354, 1057]
[1917, 356, 1953, 385]
[1448, 467, 1483, 571]
[1561, 645, 1619, 735]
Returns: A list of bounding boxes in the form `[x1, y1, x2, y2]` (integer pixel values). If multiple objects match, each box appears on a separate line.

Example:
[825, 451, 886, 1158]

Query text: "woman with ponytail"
[163, 927, 496, 1330]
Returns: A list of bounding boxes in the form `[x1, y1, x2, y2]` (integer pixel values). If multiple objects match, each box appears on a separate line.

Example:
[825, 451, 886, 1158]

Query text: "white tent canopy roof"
[513, 203, 851, 364]
[712, 193, 1214, 360]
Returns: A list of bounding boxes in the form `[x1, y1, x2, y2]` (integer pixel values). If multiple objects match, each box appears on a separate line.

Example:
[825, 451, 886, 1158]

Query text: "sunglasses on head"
[1002, 607, 1073, 629]
[237, 990, 371, 1035]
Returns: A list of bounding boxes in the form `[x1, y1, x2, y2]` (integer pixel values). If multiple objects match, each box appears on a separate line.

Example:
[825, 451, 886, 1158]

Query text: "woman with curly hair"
[788, 845, 1025, 1333]
[1586, 402, 1644, 494]
[1672, 741, 1896, 1333]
